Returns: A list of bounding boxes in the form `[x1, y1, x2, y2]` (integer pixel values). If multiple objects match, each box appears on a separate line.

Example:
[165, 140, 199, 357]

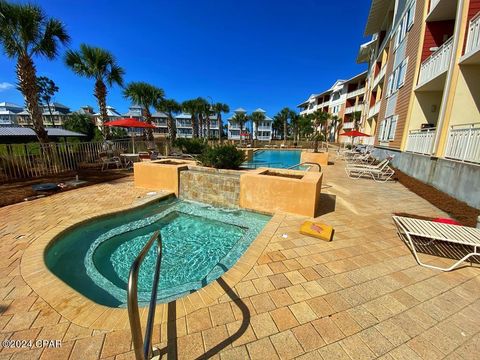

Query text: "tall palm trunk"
[143, 108, 154, 141]
[218, 113, 223, 142]
[206, 115, 211, 139]
[190, 114, 198, 138]
[283, 119, 287, 144]
[17, 55, 48, 144]
[167, 112, 177, 147]
[198, 113, 204, 138]
[94, 79, 109, 139]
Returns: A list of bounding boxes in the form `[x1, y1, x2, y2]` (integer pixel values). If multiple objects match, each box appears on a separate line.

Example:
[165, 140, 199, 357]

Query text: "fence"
[445, 122, 480, 164]
[405, 128, 436, 155]
[0, 139, 165, 182]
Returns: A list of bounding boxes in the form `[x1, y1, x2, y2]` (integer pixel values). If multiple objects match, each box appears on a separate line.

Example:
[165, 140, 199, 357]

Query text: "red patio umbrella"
[340, 130, 371, 146]
[104, 118, 155, 153]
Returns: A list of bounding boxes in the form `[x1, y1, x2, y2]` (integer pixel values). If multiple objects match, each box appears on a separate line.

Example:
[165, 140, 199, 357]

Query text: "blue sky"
[0, 0, 370, 116]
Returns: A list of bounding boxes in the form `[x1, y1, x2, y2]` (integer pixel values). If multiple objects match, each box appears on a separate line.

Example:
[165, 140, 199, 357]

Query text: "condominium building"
[227, 108, 273, 141]
[11, 102, 71, 127]
[359, 0, 480, 208]
[0, 102, 23, 125]
[298, 72, 367, 141]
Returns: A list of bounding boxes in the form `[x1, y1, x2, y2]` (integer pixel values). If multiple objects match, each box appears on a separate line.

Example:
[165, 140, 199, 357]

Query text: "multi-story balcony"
[445, 122, 480, 164]
[344, 105, 363, 115]
[229, 123, 241, 130]
[372, 65, 386, 88]
[343, 121, 354, 130]
[346, 88, 365, 99]
[367, 101, 381, 118]
[405, 128, 436, 155]
[460, 12, 480, 64]
[417, 37, 453, 89]
[257, 135, 271, 141]
[256, 126, 272, 131]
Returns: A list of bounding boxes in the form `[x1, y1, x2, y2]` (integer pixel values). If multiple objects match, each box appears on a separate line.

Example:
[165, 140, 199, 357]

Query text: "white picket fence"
[418, 37, 453, 86]
[445, 123, 480, 164]
[0, 139, 156, 181]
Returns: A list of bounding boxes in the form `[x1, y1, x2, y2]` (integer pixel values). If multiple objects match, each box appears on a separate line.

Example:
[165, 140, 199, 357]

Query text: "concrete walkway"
[0, 162, 479, 360]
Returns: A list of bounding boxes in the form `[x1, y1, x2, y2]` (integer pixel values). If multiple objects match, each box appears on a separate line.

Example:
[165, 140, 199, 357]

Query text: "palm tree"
[250, 110, 266, 146]
[231, 112, 249, 145]
[272, 114, 283, 139]
[195, 97, 210, 138]
[352, 111, 362, 131]
[277, 108, 292, 145]
[182, 99, 199, 138]
[37, 76, 59, 127]
[0, 1, 69, 143]
[213, 103, 229, 142]
[330, 114, 342, 142]
[123, 82, 164, 141]
[155, 98, 181, 146]
[289, 111, 300, 144]
[65, 44, 124, 139]
[311, 110, 329, 152]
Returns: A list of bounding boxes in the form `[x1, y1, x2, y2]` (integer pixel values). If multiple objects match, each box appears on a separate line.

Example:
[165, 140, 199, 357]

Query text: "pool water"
[45, 198, 270, 307]
[244, 150, 301, 169]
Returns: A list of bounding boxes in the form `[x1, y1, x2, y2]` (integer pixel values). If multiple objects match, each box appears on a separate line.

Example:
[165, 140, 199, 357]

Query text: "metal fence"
[0, 139, 162, 182]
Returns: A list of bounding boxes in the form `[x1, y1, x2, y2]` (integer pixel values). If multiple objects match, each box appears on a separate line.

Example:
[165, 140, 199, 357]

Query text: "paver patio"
[0, 160, 479, 359]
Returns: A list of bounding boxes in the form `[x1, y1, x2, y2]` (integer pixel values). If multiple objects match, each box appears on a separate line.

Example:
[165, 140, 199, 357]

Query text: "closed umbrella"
[104, 118, 156, 153]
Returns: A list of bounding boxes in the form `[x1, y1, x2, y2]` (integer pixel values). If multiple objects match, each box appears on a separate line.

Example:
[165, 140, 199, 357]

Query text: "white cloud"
[0, 82, 15, 92]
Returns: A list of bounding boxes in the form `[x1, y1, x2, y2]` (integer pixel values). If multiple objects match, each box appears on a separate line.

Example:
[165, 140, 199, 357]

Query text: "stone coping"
[20, 193, 282, 331]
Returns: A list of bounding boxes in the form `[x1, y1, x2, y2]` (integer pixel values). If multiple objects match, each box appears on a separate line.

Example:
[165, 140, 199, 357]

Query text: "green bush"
[199, 145, 246, 169]
[173, 138, 207, 154]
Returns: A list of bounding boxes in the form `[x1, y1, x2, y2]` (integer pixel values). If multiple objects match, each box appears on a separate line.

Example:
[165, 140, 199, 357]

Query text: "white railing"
[445, 123, 480, 164]
[406, 128, 436, 155]
[346, 87, 365, 99]
[465, 12, 480, 56]
[418, 37, 453, 86]
[368, 101, 381, 118]
[257, 135, 272, 141]
[372, 65, 387, 88]
[345, 105, 362, 114]
[343, 121, 354, 129]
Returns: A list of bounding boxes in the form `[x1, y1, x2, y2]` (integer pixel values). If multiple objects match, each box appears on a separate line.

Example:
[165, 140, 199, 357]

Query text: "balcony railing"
[343, 121, 354, 130]
[465, 12, 480, 56]
[406, 128, 436, 155]
[345, 105, 362, 114]
[346, 88, 365, 99]
[445, 123, 480, 164]
[418, 37, 453, 86]
[368, 101, 381, 118]
[256, 126, 272, 131]
[372, 65, 386, 88]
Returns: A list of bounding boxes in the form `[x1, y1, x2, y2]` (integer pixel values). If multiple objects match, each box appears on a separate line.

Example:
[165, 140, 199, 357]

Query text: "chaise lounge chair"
[345, 158, 394, 182]
[393, 215, 480, 271]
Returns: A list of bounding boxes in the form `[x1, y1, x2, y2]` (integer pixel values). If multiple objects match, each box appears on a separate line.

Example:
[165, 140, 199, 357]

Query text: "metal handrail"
[128, 230, 163, 360]
[287, 162, 321, 172]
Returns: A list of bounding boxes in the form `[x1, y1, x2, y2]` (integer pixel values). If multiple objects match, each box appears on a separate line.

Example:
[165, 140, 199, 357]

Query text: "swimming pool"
[45, 197, 270, 307]
[244, 150, 301, 169]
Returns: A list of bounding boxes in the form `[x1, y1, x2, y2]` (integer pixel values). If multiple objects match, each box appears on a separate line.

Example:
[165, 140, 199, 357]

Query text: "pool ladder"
[127, 230, 163, 360]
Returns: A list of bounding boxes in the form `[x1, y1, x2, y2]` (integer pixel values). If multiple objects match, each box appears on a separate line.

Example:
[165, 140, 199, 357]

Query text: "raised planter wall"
[133, 159, 196, 195]
[239, 168, 323, 217]
[179, 167, 241, 208]
[300, 151, 329, 167]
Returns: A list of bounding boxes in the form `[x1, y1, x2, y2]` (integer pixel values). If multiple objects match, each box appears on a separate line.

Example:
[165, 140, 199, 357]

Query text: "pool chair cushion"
[300, 221, 334, 242]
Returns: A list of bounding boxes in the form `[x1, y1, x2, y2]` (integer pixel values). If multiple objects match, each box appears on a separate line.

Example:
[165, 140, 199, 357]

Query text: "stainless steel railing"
[287, 162, 321, 172]
[127, 230, 163, 360]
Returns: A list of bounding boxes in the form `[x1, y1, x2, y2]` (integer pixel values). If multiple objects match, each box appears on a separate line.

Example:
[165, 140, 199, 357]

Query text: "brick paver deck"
[0, 161, 479, 360]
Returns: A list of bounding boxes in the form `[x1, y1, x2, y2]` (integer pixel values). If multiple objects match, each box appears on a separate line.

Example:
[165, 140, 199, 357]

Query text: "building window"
[394, 0, 416, 50]
[378, 115, 398, 141]
[386, 57, 409, 97]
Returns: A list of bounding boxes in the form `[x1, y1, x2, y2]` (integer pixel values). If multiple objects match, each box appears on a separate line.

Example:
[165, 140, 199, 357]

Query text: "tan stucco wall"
[239, 168, 323, 217]
[243, 149, 253, 161]
[409, 91, 443, 130]
[134, 160, 196, 195]
[449, 65, 480, 126]
[300, 151, 329, 167]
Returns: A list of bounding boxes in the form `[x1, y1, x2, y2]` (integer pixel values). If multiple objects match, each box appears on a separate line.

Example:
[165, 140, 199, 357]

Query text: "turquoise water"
[244, 150, 301, 169]
[45, 198, 270, 307]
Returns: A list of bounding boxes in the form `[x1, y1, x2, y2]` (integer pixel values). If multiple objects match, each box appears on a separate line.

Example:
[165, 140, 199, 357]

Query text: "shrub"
[173, 138, 207, 154]
[199, 145, 246, 169]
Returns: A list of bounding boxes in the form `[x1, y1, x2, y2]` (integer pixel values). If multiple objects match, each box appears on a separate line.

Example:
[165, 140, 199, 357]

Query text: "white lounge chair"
[393, 216, 480, 271]
[345, 152, 375, 165]
[345, 159, 394, 182]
